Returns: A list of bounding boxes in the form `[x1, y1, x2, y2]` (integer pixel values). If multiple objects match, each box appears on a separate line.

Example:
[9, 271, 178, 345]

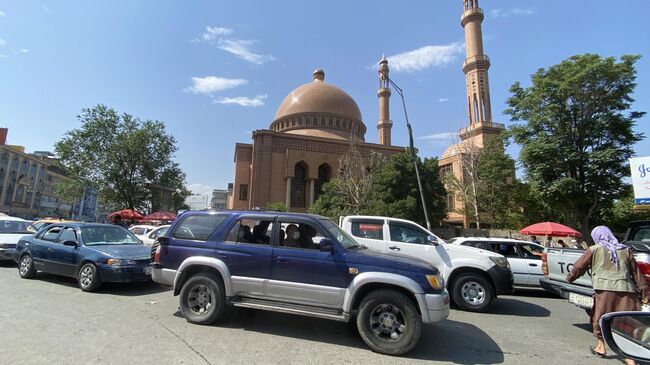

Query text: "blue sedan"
[13, 223, 152, 291]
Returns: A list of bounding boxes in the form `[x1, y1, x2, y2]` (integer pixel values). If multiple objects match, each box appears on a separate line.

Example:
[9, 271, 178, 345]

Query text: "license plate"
[568, 292, 593, 308]
[144, 266, 152, 275]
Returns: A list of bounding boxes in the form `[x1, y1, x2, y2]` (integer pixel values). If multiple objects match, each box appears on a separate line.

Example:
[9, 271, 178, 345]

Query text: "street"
[0, 262, 622, 365]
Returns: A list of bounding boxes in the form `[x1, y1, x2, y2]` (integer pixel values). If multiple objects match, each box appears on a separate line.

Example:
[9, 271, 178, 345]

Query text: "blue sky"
[1, 1, 648, 195]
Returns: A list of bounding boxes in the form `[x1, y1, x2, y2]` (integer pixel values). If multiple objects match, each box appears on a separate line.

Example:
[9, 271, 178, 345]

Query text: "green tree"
[506, 54, 645, 236]
[266, 201, 288, 212]
[597, 186, 650, 234]
[367, 151, 447, 227]
[55, 104, 189, 212]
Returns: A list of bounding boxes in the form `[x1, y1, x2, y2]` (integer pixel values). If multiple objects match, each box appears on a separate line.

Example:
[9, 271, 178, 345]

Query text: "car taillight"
[542, 253, 548, 277]
[152, 244, 161, 265]
[637, 261, 650, 281]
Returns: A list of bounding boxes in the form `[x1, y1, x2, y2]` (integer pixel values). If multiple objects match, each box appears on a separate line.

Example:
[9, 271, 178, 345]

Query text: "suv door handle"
[389, 246, 401, 251]
[217, 253, 228, 259]
[529, 263, 538, 267]
[48, 247, 55, 253]
[277, 257, 289, 264]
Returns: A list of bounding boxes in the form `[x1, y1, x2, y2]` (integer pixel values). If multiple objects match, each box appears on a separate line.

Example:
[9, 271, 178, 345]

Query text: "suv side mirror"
[158, 236, 169, 246]
[601, 311, 650, 362]
[320, 238, 334, 253]
[63, 240, 78, 247]
[427, 235, 439, 246]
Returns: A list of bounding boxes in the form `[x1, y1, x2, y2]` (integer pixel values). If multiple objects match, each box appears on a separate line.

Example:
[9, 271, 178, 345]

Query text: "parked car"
[129, 225, 157, 240]
[27, 218, 76, 233]
[449, 237, 545, 288]
[152, 211, 450, 355]
[340, 216, 513, 311]
[13, 223, 152, 291]
[540, 220, 650, 310]
[0, 216, 32, 261]
[139, 225, 170, 246]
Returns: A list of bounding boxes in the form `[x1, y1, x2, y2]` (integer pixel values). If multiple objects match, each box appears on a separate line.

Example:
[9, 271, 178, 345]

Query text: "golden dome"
[270, 69, 366, 141]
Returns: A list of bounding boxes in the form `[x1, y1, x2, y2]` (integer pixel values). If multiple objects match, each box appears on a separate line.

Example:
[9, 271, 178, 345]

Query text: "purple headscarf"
[591, 225, 627, 269]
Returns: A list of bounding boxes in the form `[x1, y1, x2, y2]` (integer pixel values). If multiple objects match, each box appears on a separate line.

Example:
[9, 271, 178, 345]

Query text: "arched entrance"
[314, 163, 331, 201]
[291, 162, 308, 208]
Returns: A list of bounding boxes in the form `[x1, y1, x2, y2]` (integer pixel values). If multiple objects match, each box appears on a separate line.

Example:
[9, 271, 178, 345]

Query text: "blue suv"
[152, 211, 449, 355]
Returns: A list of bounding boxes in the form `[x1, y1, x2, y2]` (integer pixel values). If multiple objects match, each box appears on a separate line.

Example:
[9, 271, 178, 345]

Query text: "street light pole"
[380, 70, 432, 231]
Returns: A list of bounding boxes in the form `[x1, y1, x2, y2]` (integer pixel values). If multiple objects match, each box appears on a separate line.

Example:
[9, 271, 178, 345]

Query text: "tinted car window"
[0, 220, 32, 234]
[278, 221, 324, 250]
[81, 226, 141, 245]
[225, 219, 273, 245]
[350, 220, 384, 240]
[494, 243, 519, 258]
[41, 227, 62, 242]
[389, 223, 429, 244]
[519, 243, 543, 259]
[150, 226, 169, 239]
[631, 227, 650, 242]
[171, 214, 228, 241]
[58, 228, 77, 243]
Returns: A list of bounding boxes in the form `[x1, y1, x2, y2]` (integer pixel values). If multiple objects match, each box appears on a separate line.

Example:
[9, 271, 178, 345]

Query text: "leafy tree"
[266, 201, 288, 212]
[443, 139, 482, 228]
[309, 180, 351, 221]
[367, 151, 447, 227]
[597, 186, 650, 233]
[506, 54, 645, 236]
[55, 104, 189, 212]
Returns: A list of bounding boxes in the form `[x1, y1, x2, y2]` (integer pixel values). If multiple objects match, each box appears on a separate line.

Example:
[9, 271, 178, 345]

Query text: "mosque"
[228, 0, 503, 227]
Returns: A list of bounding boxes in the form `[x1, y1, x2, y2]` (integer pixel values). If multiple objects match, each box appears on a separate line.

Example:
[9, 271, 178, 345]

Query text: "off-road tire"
[179, 273, 226, 325]
[451, 273, 494, 312]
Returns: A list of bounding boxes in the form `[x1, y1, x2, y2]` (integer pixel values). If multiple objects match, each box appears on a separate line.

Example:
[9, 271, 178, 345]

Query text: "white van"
[340, 216, 514, 312]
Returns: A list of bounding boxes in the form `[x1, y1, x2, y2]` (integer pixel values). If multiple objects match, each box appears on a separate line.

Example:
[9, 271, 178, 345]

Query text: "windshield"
[81, 226, 142, 245]
[320, 219, 360, 249]
[0, 220, 32, 234]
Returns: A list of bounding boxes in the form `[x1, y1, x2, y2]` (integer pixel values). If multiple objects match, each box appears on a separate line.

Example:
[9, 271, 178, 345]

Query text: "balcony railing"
[459, 122, 505, 135]
[463, 55, 490, 70]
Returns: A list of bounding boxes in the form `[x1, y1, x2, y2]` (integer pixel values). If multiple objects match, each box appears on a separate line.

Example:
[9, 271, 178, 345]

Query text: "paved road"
[0, 262, 623, 365]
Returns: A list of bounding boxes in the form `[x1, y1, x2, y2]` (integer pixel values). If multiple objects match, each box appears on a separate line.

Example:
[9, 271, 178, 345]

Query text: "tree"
[443, 139, 482, 228]
[506, 54, 645, 236]
[597, 186, 650, 234]
[367, 151, 447, 227]
[55, 104, 189, 212]
[266, 201, 288, 212]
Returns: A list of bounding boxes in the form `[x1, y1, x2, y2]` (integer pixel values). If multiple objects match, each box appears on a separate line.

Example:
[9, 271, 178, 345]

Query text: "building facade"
[0, 129, 81, 219]
[438, 0, 506, 227]
[229, 67, 404, 212]
[211, 189, 229, 209]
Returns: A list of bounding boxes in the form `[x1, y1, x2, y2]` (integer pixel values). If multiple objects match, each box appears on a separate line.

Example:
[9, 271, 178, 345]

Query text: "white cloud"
[419, 132, 458, 141]
[438, 98, 449, 103]
[0, 54, 5, 58]
[184, 76, 247, 94]
[187, 183, 216, 196]
[213, 94, 267, 107]
[490, 8, 535, 18]
[386, 42, 464, 73]
[196, 26, 274, 65]
[20, 48, 28, 53]
[0, 38, 6, 46]
[217, 39, 274, 65]
[0, 11, 6, 17]
[201, 26, 232, 42]
[43, 5, 51, 13]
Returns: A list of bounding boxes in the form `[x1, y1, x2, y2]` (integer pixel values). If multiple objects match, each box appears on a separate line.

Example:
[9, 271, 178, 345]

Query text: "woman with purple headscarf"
[567, 225, 649, 364]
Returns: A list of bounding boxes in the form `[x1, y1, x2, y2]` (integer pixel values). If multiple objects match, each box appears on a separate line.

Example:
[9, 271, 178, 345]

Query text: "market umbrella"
[108, 209, 144, 221]
[142, 211, 177, 222]
[519, 221, 582, 237]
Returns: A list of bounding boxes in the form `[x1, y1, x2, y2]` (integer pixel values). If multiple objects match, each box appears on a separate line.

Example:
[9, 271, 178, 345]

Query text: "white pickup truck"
[540, 220, 650, 309]
[340, 216, 514, 312]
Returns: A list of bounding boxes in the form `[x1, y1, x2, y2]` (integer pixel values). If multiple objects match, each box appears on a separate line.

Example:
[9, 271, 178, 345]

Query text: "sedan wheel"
[78, 263, 101, 292]
[18, 255, 36, 279]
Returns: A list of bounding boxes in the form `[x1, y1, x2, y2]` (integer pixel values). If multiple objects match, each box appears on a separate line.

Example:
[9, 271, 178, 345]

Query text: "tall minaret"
[377, 56, 392, 146]
[460, 0, 502, 145]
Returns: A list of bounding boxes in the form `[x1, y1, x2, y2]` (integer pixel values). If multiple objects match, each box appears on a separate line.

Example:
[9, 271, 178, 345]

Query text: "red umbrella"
[519, 221, 582, 237]
[142, 211, 177, 222]
[108, 209, 144, 220]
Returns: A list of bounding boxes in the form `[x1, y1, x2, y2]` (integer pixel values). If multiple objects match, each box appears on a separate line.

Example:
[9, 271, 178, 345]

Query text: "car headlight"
[106, 259, 136, 266]
[490, 256, 510, 269]
[426, 274, 445, 290]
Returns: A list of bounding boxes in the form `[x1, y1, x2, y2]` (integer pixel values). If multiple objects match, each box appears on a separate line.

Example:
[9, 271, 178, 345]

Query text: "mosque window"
[239, 184, 248, 201]
[291, 162, 308, 208]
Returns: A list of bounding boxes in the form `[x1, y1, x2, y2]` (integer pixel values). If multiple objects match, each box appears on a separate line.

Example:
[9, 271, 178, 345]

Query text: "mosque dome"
[270, 69, 366, 141]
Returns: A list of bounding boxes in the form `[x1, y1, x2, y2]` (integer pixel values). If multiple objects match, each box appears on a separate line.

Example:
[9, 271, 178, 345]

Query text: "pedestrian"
[111, 214, 129, 229]
[566, 225, 649, 365]
[530, 235, 541, 245]
[544, 235, 554, 248]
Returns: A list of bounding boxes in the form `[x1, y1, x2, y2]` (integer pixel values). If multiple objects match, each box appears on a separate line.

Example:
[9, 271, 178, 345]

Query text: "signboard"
[630, 156, 650, 205]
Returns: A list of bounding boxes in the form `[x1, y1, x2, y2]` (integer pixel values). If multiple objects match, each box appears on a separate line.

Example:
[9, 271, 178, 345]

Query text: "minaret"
[460, 0, 502, 145]
[377, 56, 392, 146]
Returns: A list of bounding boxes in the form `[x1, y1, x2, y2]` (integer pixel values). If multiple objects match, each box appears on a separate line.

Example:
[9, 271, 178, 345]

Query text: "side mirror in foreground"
[600, 311, 650, 363]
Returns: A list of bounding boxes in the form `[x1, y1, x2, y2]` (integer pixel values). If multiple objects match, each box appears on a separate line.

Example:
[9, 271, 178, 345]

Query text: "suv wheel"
[451, 274, 494, 312]
[356, 289, 422, 355]
[78, 263, 102, 292]
[179, 273, 226, 325]
[18, 254, 36, 279]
